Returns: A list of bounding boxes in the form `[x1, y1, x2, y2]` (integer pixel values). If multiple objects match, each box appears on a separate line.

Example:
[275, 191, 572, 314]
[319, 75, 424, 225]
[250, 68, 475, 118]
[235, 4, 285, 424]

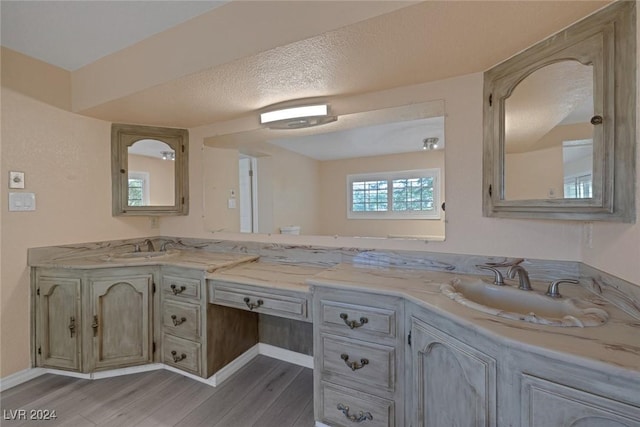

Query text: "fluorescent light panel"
[260, 104, 328, 124]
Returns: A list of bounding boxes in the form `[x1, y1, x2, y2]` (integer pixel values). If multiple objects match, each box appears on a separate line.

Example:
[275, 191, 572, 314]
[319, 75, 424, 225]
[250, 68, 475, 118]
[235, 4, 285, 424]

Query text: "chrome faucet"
[507, 265, 532, 291]
[475, 265, 505, 286]
[143, 239, 156, 252]
[546, 279, 579, 298]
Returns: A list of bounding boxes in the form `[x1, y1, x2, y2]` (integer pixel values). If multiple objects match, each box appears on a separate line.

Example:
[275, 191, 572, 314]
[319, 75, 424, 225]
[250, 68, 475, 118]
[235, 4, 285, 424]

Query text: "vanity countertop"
[307, 263, 640, 377]
[30, 249, 259, 273]
[207, 261, 324, 293]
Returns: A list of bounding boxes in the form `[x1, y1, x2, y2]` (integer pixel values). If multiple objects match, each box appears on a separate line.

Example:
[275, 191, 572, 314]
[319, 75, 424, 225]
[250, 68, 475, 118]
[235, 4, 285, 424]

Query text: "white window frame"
[128, 171, 150, 206]
[347, 168, 441, 220]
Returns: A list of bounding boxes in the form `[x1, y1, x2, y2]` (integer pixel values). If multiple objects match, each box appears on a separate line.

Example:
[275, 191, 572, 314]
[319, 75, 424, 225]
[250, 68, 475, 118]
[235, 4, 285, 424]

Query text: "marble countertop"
[30, 249, 258, 273]
[307, 263, 640, 377]
[207, 261, 324, 293]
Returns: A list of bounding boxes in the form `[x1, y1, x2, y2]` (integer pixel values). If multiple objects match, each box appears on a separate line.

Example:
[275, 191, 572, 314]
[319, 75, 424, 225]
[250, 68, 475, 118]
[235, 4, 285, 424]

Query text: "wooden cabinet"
[35, 276, 81, 371]
[409, 317, 497, 427]
[313, 288, 404, 427]
[88, 274, 153, 371]
[33, 267, 155, 373]
[520, 375, 640, 427]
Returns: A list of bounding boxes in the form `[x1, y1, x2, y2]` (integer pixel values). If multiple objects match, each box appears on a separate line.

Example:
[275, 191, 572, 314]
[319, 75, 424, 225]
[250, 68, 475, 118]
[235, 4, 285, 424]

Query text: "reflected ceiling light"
[423, 137, 439, 150]
[259, 104, 337, 129]
[161, 151, 175, 160]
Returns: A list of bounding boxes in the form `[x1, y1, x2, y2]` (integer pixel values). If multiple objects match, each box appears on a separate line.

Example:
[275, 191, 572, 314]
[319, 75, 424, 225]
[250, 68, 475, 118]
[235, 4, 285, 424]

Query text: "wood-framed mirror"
[483, 1, 635, 222]
[111, 123, 189, 216]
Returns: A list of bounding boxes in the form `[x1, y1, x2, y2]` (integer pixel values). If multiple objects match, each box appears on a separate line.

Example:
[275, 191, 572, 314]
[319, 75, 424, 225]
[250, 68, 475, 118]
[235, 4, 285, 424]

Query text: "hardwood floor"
[0, 356, 315, 427]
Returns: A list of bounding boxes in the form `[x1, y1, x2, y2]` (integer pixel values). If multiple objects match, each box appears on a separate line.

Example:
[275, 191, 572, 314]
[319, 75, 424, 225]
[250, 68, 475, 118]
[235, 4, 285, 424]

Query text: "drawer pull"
[171, 350, 187, 363]
[92, 315, 99, 337]
[337, 403, 373, 423]
[170, 284, 186, 295]
[339, 313, 369, 329]
[340, 353, 369, 371]
[69, 316, 76, 338]
[243, 297, 264, 310]
[171, 315, 187, 326]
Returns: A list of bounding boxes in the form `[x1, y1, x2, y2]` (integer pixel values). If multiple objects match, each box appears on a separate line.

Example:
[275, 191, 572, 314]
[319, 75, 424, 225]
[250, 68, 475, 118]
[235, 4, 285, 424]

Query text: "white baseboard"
[0, 367, 47, 392]
[315, 422, 331, 427]
[0, 345, 313, 391]
[258, 343, 314, 369]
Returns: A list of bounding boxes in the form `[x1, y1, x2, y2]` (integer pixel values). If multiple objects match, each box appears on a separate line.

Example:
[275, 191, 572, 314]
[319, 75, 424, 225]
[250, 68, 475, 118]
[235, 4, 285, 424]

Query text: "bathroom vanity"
[28, 240, 640, 427]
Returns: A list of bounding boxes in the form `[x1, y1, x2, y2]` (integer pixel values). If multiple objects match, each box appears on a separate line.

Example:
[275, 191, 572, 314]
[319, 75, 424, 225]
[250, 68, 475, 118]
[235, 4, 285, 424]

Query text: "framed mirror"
[202, 100, 446, 240]
[111, 123, 189, 216]
[483, 1, 635, 222]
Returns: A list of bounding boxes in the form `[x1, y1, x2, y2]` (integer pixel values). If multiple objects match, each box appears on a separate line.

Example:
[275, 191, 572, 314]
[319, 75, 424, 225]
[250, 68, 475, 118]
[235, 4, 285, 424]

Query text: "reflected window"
[564, 174, 593, 199]
[348, 169, 440, 219]
[128, 172, 149, 206]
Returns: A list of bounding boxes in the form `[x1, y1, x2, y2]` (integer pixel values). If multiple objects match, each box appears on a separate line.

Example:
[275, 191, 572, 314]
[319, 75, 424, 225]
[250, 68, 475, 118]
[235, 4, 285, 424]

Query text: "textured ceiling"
[2, 1, 609, 129]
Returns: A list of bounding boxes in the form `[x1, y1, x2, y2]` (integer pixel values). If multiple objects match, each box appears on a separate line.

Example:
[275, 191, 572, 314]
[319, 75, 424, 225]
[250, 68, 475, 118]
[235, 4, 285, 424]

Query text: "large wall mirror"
[111, 123, 189, 216]
[202, 100, 446, 240]
[483, 1, 635, 222]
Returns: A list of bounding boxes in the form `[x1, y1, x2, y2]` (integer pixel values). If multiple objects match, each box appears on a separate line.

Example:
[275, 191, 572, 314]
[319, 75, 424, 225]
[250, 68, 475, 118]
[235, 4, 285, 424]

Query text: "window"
[564, 174, 593, 199]
[128, 172, 149, 206]
[348, 169, 441, 219]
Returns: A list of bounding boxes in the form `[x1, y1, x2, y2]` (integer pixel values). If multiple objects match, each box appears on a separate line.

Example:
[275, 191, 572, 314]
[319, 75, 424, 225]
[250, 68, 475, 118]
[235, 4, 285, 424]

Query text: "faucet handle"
[475, 265, 505, 286]
[546, 279, 579, 298]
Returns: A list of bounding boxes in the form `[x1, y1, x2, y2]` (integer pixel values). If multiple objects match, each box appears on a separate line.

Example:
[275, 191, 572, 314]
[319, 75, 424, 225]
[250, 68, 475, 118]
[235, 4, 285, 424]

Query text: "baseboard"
[0, 345, 312, 391]
[0, 367, 47, 392]
[258, 343, 314, 369]
[315, 422, 331, 427]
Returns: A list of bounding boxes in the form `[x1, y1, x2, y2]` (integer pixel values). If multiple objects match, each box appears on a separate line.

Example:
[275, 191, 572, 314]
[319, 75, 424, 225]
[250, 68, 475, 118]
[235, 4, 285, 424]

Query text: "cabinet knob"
[91, 315, 99, 337]
[170, 350, 187, 363]
[68, 316, 76, 338]
[339, 313, 368, 329]
[170, 284, 186, 295]
[171, 315, 187, 326]
[590, 115, 603, 125]
[337, 403, 373, 423]
[341, 353, 369, 371]
[243, 297, 264, 310]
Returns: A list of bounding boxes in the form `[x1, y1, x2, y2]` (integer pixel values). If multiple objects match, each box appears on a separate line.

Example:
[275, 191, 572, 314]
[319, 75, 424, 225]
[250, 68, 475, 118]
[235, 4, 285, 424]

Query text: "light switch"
[9, 192, 36, 211]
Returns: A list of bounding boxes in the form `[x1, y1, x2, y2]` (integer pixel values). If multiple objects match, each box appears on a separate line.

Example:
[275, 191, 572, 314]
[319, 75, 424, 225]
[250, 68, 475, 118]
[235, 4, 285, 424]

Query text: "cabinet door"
[90, 275, 152, 370]
[37, 277, 81, 371]
[521, 374, 640, 427]
[411, 318, 497, 427]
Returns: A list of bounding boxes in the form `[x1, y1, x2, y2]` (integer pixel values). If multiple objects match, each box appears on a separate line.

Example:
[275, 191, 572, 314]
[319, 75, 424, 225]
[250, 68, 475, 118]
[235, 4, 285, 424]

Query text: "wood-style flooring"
[0, 356, 314, 427]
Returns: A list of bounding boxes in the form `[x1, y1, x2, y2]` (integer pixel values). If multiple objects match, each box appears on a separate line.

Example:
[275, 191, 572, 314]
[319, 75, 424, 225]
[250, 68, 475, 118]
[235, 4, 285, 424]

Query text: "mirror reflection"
[504, 60, 594, 200]
[127, 139, 175, 206]
[203, 101, 446, 240]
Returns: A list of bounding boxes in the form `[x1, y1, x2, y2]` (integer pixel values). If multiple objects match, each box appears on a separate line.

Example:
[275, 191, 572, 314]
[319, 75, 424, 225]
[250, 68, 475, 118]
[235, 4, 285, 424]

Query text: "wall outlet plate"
[9, 171, 25, 189]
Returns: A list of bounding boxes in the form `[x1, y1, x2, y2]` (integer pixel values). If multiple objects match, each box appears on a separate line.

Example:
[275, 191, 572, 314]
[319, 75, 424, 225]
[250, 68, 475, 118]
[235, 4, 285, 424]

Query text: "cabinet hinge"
[489, 93, 493, 107]
[152, 342, 156, 354]
[488, 184, 493, 197]
[36, 288, 40, 296]
[38, 347, 41, 355]
[182, 197, 185, 205]
[152, 282, 156, 293]
[182, 144, 185, 153]
[408, 330, 412, 347]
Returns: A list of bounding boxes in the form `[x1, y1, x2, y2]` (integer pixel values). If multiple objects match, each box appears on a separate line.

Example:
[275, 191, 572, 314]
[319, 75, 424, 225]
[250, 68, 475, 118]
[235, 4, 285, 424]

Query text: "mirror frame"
[483, 1, 635, 222]
[111, 123, 189, 216]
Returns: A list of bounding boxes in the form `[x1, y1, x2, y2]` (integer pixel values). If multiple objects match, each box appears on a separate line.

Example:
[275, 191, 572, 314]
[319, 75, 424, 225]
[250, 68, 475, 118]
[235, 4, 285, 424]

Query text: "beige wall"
[0, 89, 154, 376]
[318, 150, 445, 238]
[505, 146, 564, 200]
[128, 153, 175, 206]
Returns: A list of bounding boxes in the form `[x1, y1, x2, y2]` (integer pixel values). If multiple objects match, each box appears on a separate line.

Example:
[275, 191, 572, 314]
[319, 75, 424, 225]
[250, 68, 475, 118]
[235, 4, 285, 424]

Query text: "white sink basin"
[106, 250, 179, 261]
[441, 278, 608, 327]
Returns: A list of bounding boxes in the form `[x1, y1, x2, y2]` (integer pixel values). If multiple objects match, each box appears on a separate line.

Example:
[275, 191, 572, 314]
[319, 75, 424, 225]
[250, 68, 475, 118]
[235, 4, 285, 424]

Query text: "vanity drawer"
[162, 275, 201, 301]
[321, 334, 395, 392]
[320, 382, 394, 427]
[162, 334, 201, 375]
[211, 283, 308, 321]
[162, 300, 201, 341]
[320, 300, 396, 339]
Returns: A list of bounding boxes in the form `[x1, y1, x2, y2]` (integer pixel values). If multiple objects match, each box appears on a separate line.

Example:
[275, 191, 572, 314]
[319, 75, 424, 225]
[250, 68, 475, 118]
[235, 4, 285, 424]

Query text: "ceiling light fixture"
[259, 103, 337, 129]
[423, 137, 439, 150]
[161, 151, 175, 161]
